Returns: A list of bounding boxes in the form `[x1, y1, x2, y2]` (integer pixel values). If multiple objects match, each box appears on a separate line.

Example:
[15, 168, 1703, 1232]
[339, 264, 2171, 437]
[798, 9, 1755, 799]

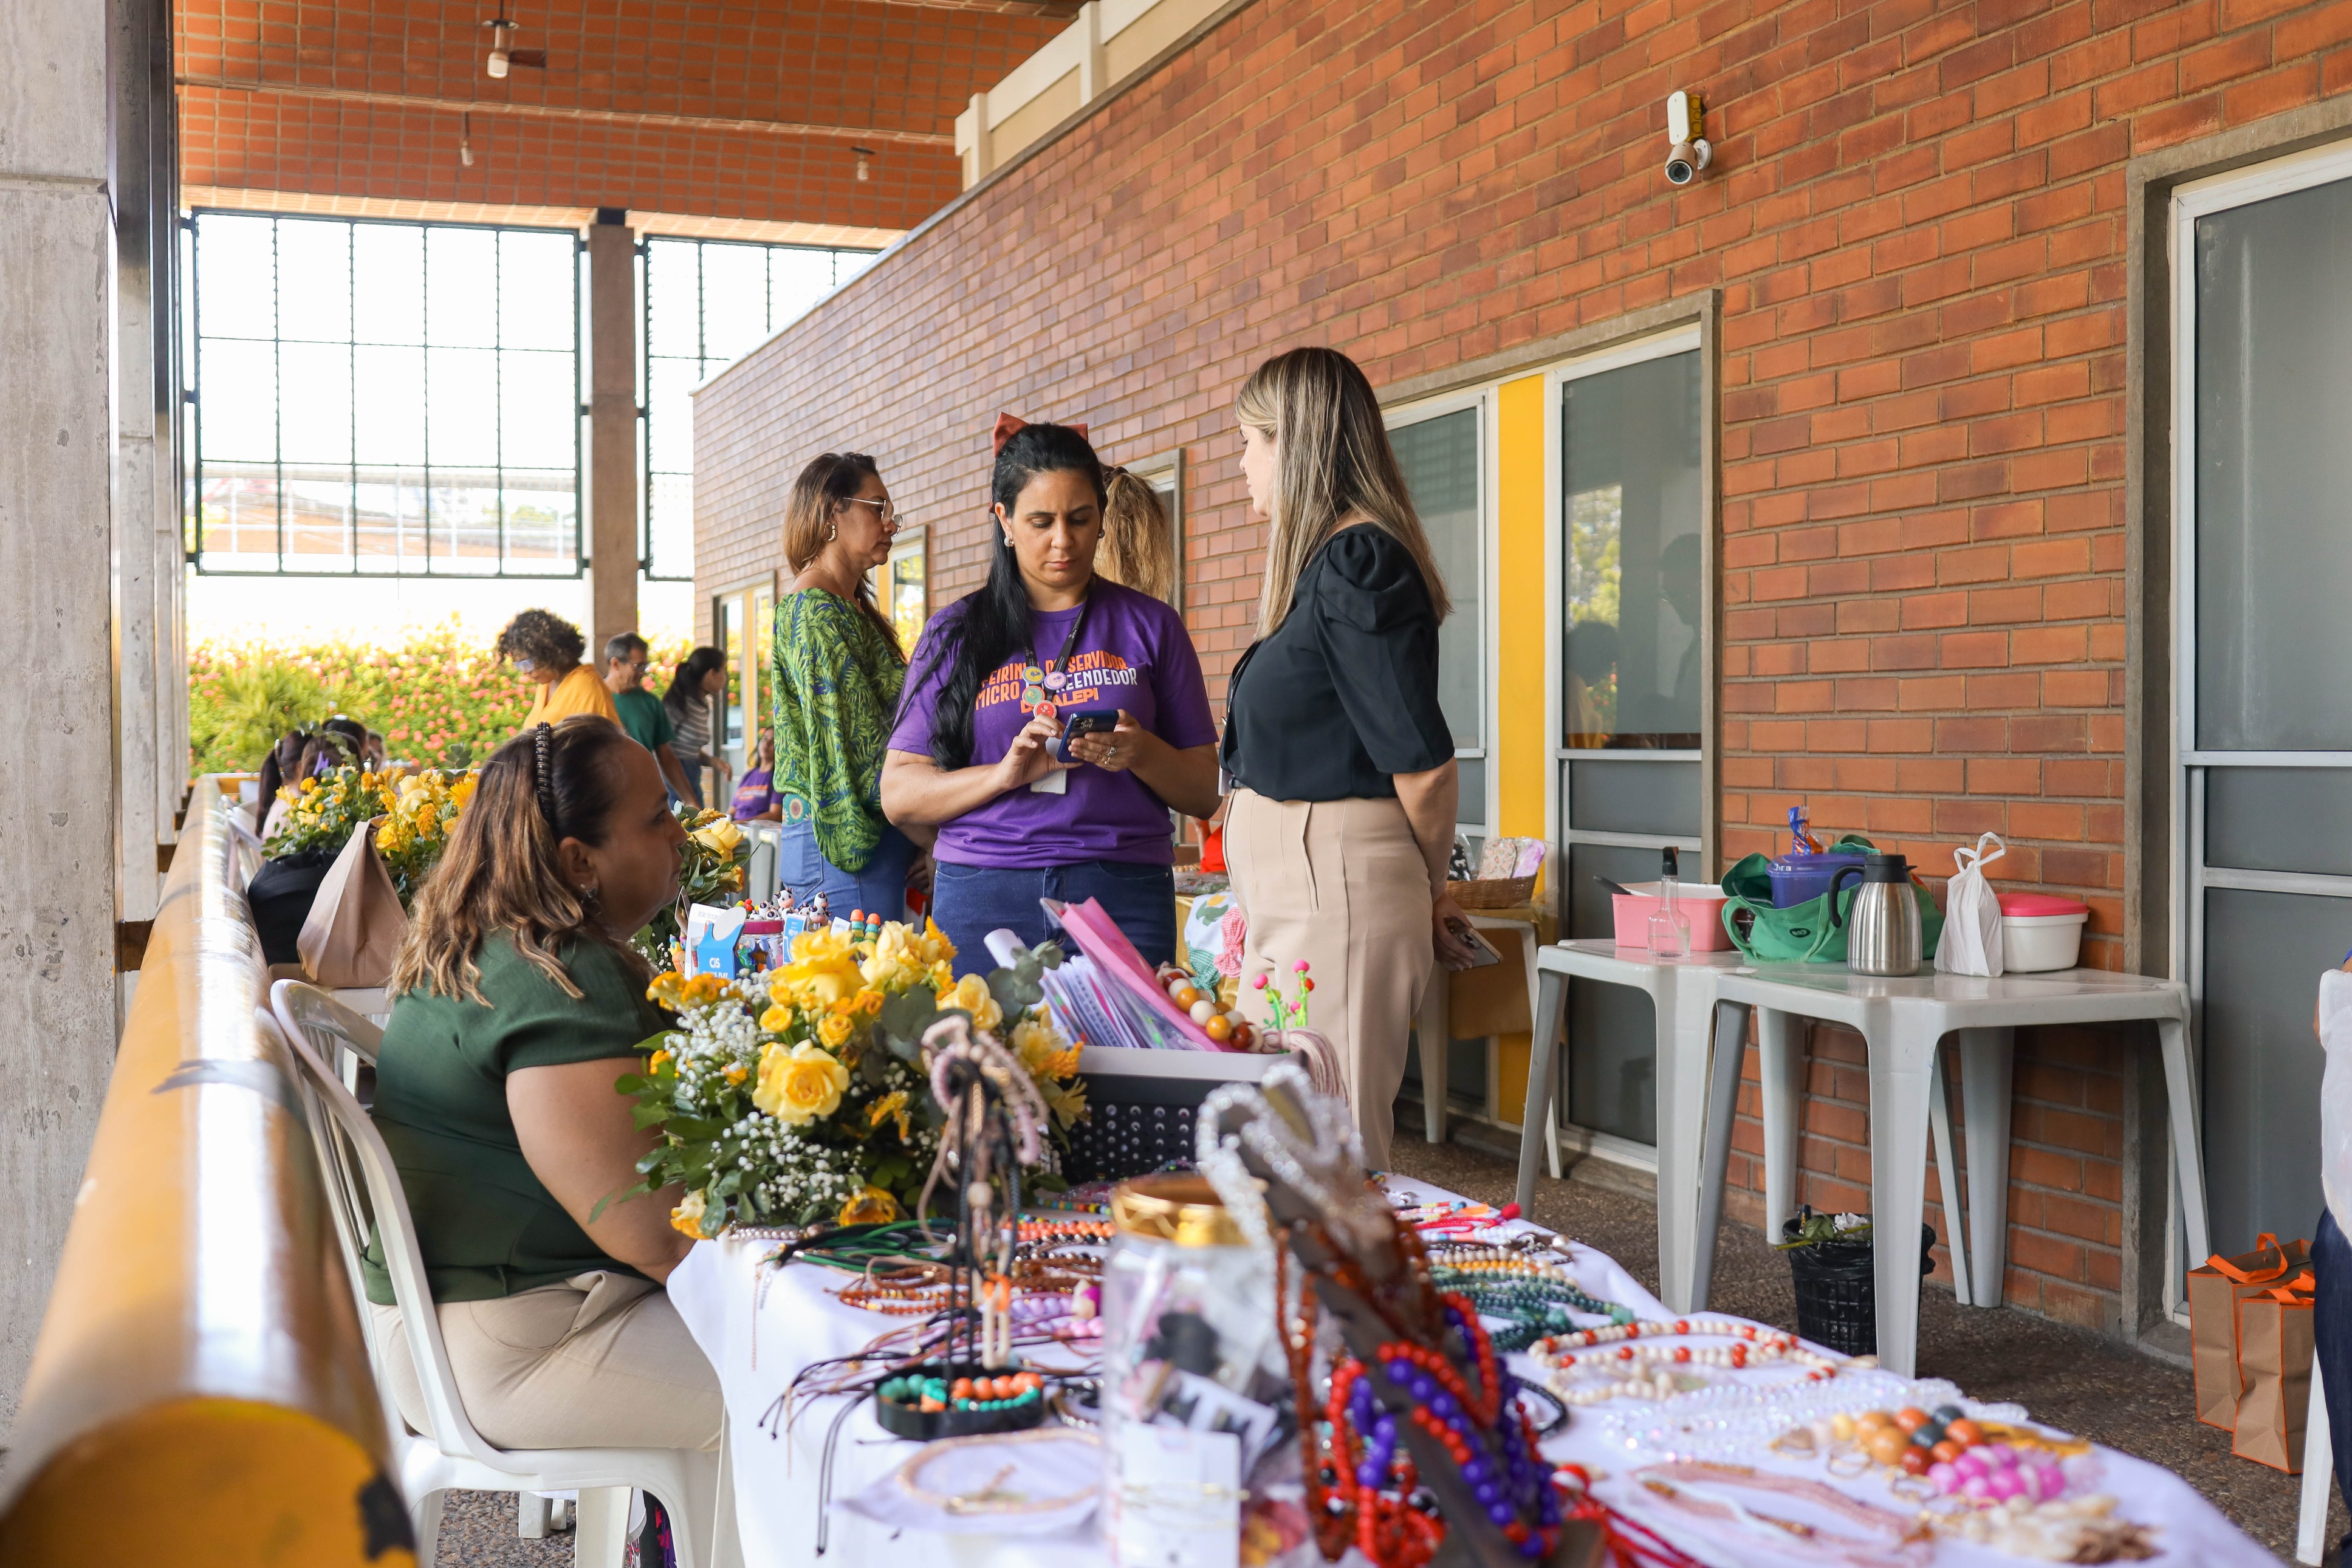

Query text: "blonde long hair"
[1236, 346, 1450, 636]
[1097, 468, 1178, 603]
[388, 717, 648, 1004]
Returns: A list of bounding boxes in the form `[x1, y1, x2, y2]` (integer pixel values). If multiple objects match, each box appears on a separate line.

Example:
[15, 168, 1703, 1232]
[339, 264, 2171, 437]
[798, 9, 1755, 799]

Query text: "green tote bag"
[1718, 837, 1944, 965]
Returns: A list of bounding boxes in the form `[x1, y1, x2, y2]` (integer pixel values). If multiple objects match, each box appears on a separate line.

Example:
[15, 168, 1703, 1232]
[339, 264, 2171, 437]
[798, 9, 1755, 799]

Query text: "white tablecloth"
[667, 1180, 2268, 1567]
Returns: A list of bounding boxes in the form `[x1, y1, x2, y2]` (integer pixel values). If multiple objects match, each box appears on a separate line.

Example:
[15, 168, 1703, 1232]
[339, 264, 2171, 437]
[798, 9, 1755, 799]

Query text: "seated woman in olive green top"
[364, 715, 720, 1453]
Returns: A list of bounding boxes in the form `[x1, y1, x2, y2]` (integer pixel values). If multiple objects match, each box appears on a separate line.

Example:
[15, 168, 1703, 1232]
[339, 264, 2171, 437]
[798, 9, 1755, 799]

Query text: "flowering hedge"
[190, 621, 693, 774]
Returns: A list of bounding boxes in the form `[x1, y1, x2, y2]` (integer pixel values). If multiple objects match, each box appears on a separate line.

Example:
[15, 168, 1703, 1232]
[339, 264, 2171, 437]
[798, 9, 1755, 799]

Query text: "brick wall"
[693, 0, 2352, 1333]
[177, 0, 1063, 225]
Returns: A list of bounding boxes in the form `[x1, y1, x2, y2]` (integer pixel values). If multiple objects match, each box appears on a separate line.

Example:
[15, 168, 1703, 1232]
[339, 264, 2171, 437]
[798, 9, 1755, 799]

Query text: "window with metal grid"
[188, 211, 583, 578]
[642, 237, 876, 582]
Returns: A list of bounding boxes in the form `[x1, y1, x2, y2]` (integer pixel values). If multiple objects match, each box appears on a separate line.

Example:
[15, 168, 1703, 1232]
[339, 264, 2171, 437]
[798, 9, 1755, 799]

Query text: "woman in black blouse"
[1221, 347, 1478, 1165]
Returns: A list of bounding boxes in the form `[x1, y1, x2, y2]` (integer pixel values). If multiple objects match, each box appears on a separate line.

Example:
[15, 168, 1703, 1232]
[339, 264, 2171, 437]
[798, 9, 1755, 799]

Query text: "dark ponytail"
[921, 423, 1106, 770]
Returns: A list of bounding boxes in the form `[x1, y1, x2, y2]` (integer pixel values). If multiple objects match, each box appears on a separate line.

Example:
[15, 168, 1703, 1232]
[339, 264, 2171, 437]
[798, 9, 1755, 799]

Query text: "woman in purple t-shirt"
[881, 422, 1220, 975]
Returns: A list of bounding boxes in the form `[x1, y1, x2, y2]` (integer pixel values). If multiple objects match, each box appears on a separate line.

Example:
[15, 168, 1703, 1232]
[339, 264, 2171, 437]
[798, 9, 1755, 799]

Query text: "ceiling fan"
[481, 11, 547, 78]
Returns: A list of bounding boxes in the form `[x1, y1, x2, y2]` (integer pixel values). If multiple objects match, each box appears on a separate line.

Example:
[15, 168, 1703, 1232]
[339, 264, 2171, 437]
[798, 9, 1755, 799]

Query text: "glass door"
[2175, 147, 2352, 1256]
[1390, 391, 1495, 1118]
[1551, 330, 1706, 1159]
[714, 591, 746, 779]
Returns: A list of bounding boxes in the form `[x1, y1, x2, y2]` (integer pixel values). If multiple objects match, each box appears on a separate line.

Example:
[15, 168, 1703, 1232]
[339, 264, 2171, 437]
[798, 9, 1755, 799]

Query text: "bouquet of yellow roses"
[612, 919, 1085, 1236]
[266, 764, 478, 905]
[632, 806, 751, 967]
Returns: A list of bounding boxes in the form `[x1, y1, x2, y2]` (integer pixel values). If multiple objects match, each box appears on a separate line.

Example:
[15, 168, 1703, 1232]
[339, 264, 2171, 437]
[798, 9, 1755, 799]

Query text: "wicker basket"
[1448, 875, 1536, 909]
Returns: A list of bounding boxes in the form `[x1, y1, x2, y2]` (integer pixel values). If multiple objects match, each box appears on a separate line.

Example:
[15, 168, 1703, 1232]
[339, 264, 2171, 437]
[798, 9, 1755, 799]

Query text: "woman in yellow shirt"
[499, 609, 619, 732]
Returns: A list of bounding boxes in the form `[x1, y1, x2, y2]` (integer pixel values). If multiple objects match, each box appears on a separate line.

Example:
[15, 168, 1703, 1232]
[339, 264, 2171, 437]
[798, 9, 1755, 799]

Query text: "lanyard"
[1020, 593, 1093, 714]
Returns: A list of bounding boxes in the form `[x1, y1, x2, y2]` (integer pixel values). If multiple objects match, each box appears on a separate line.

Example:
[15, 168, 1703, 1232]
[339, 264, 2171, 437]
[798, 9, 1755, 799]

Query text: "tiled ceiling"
[178, 0, 1071, 229]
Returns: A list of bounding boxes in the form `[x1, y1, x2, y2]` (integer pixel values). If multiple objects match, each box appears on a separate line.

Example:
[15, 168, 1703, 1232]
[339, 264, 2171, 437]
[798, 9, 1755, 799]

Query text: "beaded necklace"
[1531, 1317, 1849, 1405]
[1320, 1297, 1567, 1567]
[1423, 1264, 1633, 1351]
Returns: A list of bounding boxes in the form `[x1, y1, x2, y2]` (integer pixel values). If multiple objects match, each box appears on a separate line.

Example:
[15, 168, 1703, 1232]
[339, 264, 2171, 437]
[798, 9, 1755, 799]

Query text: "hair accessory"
[532, 723, 558, 833]
[991, 412, 1089, 456]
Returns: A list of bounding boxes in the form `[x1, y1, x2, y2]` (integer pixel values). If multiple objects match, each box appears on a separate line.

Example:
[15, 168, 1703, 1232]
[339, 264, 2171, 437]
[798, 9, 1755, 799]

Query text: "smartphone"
[1057, 710, 1119, 762]
[1447, 918, 1503, 968]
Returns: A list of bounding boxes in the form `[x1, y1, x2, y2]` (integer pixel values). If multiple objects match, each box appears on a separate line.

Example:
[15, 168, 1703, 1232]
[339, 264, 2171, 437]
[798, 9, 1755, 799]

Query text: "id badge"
[1030, 770, 1069, 795]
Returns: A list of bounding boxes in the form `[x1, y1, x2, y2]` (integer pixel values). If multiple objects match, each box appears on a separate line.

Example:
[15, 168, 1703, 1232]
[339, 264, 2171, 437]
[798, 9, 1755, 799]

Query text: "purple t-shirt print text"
[890, 580, 1216, 869]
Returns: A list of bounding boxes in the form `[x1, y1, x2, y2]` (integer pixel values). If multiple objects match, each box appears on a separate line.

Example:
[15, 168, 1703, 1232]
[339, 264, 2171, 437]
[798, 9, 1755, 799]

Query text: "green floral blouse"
[770, 588, 907, 873]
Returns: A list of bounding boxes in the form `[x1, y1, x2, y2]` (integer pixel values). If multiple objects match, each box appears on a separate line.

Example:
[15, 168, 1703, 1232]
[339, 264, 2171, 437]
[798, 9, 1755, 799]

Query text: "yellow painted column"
[1493, 374, 1548, 1120]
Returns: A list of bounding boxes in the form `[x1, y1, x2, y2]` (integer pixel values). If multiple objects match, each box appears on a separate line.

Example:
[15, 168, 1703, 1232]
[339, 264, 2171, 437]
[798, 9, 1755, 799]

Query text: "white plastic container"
[1996, 892, 2090, 973]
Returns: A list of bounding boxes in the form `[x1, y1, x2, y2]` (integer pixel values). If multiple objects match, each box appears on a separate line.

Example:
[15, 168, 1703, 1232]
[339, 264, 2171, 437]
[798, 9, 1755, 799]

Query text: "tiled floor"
[430, 1135, 2341, 1565]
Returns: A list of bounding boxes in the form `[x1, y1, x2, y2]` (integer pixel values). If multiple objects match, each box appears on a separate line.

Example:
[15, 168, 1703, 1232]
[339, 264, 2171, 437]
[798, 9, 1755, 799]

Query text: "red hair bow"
[992, 412, 1088, 456]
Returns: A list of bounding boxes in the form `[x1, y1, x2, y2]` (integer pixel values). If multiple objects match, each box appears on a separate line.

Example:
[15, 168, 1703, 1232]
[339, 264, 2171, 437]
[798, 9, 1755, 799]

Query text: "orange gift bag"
[2188, 1233, 2309, 1430]
[2232, 1267, 2317, 1471]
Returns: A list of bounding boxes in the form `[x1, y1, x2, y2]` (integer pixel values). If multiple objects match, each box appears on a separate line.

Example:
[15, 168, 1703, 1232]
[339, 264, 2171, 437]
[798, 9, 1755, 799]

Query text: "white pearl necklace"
[1530, 1316, 1851, 1406]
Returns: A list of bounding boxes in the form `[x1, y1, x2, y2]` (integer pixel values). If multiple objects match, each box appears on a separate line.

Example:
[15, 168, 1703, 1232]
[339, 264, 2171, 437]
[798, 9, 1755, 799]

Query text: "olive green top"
[362, 933, 667, 1306]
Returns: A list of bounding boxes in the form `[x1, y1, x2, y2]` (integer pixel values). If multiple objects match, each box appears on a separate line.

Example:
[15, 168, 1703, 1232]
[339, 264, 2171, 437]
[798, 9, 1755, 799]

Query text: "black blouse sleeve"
[1312, 528, 1456, 777]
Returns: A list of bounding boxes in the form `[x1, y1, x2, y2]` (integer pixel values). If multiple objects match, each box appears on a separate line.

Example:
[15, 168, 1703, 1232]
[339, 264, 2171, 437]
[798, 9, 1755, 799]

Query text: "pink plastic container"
[1610, 882, 1735, 952]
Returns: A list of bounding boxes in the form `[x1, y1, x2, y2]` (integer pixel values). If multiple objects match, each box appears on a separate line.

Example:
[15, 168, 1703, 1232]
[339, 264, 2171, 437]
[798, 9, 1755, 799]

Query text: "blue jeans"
[2317, 1207, 2352, 1552]
[930, 859, 1176, 978]
[776, 817, 917, 925]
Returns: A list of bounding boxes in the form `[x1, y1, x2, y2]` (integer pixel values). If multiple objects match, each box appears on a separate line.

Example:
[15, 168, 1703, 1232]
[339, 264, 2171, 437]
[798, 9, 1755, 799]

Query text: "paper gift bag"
[297, 818, 409, 989]
[2233, 1268, 2317, 1471]
[2189, 1232, 2309, 1429]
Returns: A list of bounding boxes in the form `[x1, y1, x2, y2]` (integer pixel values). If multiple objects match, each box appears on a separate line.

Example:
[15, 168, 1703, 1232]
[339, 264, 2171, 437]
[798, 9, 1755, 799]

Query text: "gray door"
[2178, 154, 2352, 1254]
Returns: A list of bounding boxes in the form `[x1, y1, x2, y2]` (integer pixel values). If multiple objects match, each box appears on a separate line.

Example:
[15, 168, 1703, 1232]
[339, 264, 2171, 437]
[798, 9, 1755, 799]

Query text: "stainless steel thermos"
[1828, 853, 1922, 976]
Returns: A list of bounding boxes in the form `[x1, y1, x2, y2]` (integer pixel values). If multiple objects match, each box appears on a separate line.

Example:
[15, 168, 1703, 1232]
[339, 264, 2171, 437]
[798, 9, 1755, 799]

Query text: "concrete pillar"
[586, 210, 639, 655]
[0, 0, 128, 1431]
[111, 0, 177, 927]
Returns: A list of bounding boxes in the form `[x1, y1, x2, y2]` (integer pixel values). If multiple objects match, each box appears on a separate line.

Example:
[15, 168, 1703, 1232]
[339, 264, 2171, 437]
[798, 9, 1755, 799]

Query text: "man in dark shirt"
[603, 632, 694, 801]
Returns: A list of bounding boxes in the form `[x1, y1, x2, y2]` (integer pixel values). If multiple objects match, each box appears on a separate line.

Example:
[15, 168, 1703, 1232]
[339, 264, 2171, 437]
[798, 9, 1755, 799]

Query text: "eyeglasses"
[840, 495, 900, 526]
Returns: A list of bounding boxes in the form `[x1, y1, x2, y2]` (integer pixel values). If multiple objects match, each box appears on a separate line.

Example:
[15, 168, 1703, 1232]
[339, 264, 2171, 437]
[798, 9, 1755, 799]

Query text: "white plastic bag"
[1933, 832, 2007, 976]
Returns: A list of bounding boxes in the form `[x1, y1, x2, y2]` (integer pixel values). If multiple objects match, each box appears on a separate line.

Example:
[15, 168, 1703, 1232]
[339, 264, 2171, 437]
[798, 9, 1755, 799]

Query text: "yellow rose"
[690, 817, 744, 858]
[818, 1011, 855, 1049]
[940, 973, 1003, 1033]
[724, 1062, 749, 1084]
[752, 1041, 849, 1125]
[773, 930, 865, 1008]
[759, 1003, 793, 1033]
[670, 1188, 710, 1237]
[839, 1186, 899, 1225]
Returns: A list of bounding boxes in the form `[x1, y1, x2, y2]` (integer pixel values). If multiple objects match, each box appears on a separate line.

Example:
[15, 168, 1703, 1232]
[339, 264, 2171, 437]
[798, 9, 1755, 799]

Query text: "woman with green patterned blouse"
[771, 452, 920, 919]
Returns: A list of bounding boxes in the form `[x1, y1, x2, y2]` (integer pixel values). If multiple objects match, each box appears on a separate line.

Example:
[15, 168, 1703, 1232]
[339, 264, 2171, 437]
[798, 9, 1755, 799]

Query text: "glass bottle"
[1648, 846, 1691, 960]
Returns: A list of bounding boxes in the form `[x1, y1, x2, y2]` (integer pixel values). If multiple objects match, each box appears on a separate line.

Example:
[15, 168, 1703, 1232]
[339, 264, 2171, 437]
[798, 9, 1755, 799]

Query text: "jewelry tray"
[874, 1361, 1051, 1440]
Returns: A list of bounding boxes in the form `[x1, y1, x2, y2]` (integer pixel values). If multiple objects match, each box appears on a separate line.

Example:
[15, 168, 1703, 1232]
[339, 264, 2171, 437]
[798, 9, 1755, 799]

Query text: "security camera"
[1664, 91, 1711, 185]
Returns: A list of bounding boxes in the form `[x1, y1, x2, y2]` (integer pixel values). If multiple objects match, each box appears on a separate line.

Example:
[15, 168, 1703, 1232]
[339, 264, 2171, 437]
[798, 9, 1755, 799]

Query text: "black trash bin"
[1781, 1211, 1935, 1357]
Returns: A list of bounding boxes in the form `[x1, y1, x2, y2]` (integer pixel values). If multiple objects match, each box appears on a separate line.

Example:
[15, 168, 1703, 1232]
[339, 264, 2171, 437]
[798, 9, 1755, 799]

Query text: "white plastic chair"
[266, 1012, 733, 1568]
[272, 977, 383, 1094]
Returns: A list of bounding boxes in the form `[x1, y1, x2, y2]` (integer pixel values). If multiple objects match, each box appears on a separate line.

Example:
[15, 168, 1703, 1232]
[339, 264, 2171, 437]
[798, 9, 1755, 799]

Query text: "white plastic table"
[1510, 943, 1756, 1315]
[1517, 943, 2211, 1378]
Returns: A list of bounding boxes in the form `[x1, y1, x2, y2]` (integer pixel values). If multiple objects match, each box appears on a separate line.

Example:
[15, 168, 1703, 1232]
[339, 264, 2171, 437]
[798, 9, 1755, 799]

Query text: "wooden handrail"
[0, 784, 410, 1565]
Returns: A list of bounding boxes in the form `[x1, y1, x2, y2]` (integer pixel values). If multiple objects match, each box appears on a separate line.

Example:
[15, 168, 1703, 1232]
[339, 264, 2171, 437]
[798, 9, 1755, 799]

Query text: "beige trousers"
[1226, 789, 1436, 1168]
[369, 1270, 723, 1453]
